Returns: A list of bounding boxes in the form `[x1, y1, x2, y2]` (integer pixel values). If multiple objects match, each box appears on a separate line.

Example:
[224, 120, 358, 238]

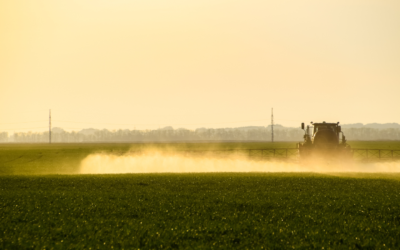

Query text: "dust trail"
[79, 149, 400, 174]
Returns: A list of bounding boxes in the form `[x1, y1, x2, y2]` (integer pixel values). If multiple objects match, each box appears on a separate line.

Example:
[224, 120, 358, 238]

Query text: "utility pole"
[271, 108, 274, 143]
[49, 109, 51, 144]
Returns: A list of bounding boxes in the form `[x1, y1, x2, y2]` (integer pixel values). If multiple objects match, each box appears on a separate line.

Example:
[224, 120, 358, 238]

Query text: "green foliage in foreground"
[1, 173, 400, 249]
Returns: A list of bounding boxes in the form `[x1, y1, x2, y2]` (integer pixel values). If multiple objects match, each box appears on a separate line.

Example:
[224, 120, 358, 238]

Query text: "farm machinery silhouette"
[295, 121, 400, 161]
[154, 121, 400, 161]
[297, 121, 352, 159]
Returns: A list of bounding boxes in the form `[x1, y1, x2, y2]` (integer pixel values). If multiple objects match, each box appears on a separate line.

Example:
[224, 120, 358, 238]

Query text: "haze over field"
[1, 0, 399, 132]
[80, 149, 400, 174]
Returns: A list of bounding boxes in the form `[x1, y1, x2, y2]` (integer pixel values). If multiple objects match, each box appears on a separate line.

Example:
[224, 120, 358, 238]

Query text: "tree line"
[1, 127, 400, 143]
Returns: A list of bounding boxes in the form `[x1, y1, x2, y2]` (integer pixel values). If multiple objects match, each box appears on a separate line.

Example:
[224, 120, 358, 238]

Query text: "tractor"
[298, 121, 352, 159]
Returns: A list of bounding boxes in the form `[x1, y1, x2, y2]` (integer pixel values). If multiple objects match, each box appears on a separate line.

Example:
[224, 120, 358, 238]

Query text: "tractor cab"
[301, 121, 344, 145]
[311, 122, 341, 147]
[312, 122, 340, 137]
[298, 121, 350, 158]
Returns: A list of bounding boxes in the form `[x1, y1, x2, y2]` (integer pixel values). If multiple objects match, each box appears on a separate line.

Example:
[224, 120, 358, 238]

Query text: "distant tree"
[1, 127, 399, 143]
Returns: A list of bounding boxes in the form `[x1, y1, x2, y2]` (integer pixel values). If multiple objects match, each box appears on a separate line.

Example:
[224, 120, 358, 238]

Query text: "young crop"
[1, 143, 400, 249]
[1, 173, 400, 249]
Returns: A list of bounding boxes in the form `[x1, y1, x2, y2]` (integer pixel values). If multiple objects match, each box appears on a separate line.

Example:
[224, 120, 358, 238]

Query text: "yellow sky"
[1, 0, 399, 132]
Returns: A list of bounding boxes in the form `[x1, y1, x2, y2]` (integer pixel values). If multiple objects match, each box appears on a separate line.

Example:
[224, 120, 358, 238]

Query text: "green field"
[0, 142, 296, 175]
[1, 141, 400, 175]
[1, 142, 400, 249]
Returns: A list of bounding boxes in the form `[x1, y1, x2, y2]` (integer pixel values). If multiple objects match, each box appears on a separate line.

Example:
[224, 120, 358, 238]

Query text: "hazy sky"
[1, 0, 399, 132]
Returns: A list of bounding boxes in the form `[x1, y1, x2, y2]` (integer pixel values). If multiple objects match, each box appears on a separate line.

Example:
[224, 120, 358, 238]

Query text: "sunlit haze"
[1, 0, 399, 132]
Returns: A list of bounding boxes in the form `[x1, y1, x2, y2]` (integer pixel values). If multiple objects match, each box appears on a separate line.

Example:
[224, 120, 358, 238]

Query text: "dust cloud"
[79, 149, 400, 174]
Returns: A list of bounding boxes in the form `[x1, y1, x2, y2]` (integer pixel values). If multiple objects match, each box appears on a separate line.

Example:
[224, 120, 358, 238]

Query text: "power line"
[52, 119, 271, 126]
[0, 120, 47, 125]
[0, 110, 46, 116]
[0, 108, 303, 133]
[0, 127, 48, 131]
[0, 118, 301, 125]
[43, 109, 253, 118]
[49, 109, 51, 144]
[271, 108, 274, 143]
